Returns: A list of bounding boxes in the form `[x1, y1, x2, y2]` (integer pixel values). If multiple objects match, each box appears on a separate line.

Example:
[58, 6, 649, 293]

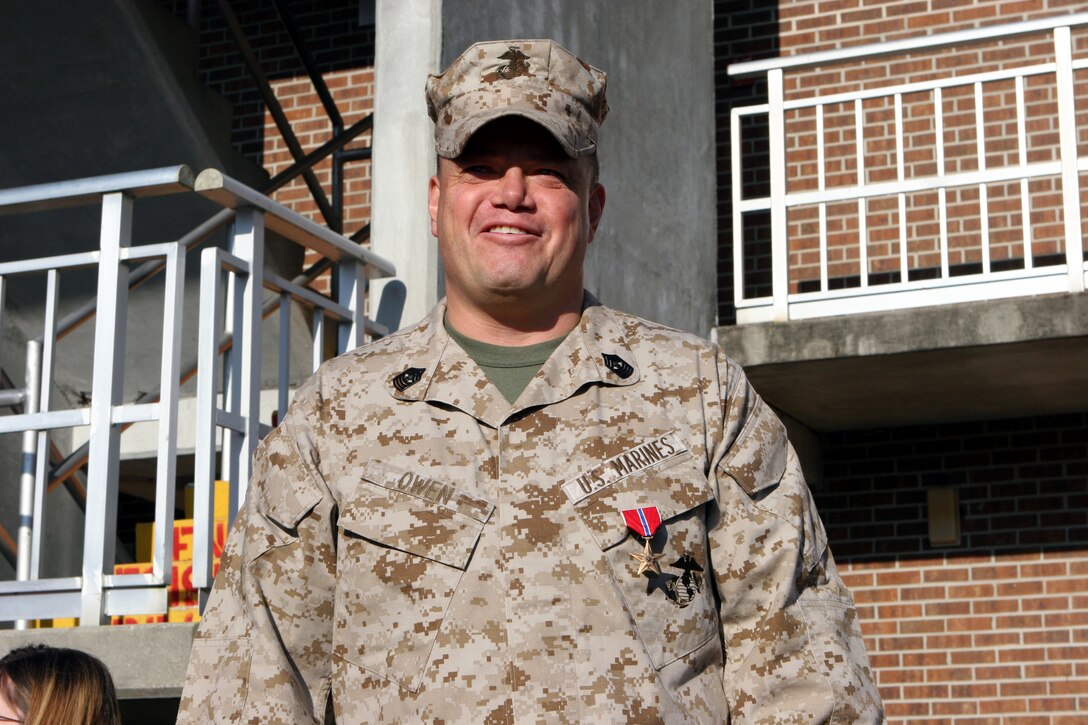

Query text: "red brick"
[901, 585, 948, 601]
[1019, 561, 1067, 577]
[972, 598, 1019, 614]
[1021, 596, 1072, 612]
[1000, 679, 1046, 697]
[995, 614, 1044, 629]
[885, 700, 930, 717]
[951, 649, 995, 665]
[926, 600, 971, 616]
[975, 664, 1023, 680]
[879, 667, 926, 684]
[900, 618, 947, 634]
[947, 616, 995, 632]
[950, 583, 996, 598]
[1025, 662, 1073, 679]
[1050, 678, 1088, 695]
[932, 699, 978, 715]
[925, 665, 974, 682]
[980, 696, 1027, 713]
[923, 567, 970, 582]
[952, 682, 997, 699]
[1047, 576, 1088, 594]
[879, 603, 924, 619]
[927, 633, 973, 649]
[880, 635, 926, 651]
[877, 569, 923, 586]
[998, 580, 1045, 597]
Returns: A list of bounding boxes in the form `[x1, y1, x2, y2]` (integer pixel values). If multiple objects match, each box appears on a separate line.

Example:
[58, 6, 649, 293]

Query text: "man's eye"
[534, 168, 569, 182]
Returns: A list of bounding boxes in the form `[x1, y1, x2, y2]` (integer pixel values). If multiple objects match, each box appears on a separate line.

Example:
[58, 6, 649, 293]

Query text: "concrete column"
[371, 0, 443, 330]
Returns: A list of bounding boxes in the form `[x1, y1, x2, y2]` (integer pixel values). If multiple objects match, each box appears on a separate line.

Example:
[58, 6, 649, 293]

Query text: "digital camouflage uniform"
[178, 296, 884, 723]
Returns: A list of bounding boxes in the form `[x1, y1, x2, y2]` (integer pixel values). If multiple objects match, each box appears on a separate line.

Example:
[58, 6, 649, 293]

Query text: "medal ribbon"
[622, 506, 661, 538]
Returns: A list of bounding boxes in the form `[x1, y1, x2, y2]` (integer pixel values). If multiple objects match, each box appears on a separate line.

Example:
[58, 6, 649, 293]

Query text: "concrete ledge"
[0, 623, 196, 699]
[718, 293, 1088, 365]
[716, 294, 1088, 430]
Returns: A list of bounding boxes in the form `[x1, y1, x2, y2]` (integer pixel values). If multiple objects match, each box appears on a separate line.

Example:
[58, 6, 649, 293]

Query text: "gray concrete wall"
[440, 1, 718, 336]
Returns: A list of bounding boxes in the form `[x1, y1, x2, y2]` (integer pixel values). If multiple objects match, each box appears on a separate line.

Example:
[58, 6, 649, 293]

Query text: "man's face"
[428, 117, 605, 317]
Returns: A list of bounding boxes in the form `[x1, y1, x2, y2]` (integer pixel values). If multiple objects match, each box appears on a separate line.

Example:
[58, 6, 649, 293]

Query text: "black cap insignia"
[602, 353, 634, 379]
[392, 367, 425, 392]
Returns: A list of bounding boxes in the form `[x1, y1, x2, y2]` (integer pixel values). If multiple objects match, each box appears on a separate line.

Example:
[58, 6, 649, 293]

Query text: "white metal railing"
[0, 166, 395, 625]
[729, 13, 1088, 323]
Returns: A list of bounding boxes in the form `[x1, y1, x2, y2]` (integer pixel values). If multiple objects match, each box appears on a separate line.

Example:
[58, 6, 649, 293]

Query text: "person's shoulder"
[597, 304, 720, 355]
[310, 313, 438, 389]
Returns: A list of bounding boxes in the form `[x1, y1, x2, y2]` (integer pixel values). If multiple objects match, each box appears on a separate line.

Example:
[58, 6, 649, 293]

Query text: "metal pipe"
[0, 389, 26, 407]
[15, 340, 41, 630]
[271, 0, 344, 128]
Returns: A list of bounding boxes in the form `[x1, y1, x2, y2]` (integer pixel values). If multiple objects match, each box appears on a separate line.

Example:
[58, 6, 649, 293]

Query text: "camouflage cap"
[426, 39, 608, 159]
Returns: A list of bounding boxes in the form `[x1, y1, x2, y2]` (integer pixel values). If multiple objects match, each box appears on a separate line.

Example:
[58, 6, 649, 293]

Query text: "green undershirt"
[445, 318, 568, 404]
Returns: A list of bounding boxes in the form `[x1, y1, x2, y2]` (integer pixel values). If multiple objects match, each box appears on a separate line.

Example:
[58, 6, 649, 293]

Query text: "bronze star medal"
[629, 538, 665, 576]
[622, 507, 663, 577]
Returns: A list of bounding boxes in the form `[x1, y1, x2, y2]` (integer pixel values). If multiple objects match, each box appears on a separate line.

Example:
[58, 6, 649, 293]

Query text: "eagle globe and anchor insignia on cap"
[392, 367, 425, 392]
[486, 45, 531, 81]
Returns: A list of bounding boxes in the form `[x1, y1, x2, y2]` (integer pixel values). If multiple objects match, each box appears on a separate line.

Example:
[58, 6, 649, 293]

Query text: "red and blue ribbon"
[622, 506, 661, 538]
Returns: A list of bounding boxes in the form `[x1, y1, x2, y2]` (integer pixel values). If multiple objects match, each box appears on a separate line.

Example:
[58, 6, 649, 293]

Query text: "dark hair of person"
[0, 645, 120, 725]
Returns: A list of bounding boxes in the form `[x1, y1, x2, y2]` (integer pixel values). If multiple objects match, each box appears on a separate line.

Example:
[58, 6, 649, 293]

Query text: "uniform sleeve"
[709, 355, 884, 723]
[177, 384, 337, 725]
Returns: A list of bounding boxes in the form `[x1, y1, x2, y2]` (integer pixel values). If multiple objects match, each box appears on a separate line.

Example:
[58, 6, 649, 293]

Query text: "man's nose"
[491, 167, 534, 209]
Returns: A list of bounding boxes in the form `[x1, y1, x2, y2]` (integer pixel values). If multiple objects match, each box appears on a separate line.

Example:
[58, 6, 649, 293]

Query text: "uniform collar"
[388, 293, 640, 428]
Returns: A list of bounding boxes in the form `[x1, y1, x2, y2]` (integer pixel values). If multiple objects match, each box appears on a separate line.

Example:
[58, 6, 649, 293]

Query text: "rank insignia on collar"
[602, 353, 634, 379]
[666, 551, 703, 608]
[392, 367, 425, 392]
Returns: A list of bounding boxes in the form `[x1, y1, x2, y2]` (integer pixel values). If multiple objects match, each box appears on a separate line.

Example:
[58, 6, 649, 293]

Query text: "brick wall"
[158, 0, 375, 293]
[719, 0, 1088, 308]
[819, 413, 1088, 723]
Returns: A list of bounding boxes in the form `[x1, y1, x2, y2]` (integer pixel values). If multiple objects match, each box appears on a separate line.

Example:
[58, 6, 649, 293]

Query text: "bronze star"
[629, 539, 664, 576]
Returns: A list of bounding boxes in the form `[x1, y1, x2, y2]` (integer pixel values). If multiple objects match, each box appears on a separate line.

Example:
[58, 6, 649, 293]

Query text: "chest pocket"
[334, 461, 494, 693]
[572, 449, 719, 670]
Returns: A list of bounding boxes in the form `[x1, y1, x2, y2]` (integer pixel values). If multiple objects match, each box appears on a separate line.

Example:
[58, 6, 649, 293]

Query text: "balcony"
[718, 14, 1088, 432]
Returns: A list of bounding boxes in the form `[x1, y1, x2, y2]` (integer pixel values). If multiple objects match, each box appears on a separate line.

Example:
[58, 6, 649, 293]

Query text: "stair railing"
[0, 166, 395, 627]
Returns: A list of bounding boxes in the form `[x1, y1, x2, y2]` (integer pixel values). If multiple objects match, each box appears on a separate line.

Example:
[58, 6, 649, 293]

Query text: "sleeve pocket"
[179, 639, 253, 723]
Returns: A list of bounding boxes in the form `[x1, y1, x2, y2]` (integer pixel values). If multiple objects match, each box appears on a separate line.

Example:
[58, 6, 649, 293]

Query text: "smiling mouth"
[486, 225, 534, 235]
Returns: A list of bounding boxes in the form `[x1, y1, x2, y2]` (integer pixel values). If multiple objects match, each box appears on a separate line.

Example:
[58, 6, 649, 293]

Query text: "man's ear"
[587, 183, 606, 243]
[428, 175, 441, 238]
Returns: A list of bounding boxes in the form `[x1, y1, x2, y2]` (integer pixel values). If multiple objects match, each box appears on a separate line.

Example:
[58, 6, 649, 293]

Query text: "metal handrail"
[0, 167, 395, 627]
[727, 14, 1088, 324]
[728, 11, 1088, 76]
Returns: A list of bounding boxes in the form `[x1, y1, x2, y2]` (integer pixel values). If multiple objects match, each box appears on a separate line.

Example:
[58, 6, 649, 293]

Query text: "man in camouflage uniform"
[178, 39, 884, 723]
